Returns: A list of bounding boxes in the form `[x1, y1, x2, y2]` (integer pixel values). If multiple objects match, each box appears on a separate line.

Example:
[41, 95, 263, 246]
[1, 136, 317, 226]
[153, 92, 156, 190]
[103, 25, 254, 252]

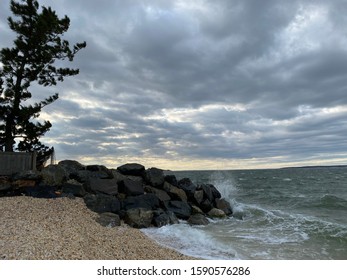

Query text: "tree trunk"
[4, 117, 14, 152]
[4, 57, 26, 152]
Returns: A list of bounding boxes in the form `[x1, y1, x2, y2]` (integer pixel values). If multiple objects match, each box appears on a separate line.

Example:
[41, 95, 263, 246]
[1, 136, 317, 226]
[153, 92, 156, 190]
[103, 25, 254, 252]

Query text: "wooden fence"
[0, 152, 37, 175]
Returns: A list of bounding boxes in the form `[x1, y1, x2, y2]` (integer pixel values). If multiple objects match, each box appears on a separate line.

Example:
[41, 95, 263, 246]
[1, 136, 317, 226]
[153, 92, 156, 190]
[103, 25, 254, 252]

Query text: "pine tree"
[0, 0, 86, 161]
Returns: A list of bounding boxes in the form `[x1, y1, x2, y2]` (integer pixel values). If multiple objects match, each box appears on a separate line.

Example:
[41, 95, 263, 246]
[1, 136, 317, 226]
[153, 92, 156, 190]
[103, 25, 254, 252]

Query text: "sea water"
[142, 167, 347, 259]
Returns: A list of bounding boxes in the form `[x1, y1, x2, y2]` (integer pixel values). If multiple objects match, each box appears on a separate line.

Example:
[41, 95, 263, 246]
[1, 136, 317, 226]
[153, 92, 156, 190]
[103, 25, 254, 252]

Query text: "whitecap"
[142, 222, 239, 260]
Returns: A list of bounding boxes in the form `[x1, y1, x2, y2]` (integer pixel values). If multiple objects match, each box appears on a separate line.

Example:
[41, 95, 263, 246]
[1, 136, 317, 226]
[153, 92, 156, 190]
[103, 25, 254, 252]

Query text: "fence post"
[32, 151, 37, 171]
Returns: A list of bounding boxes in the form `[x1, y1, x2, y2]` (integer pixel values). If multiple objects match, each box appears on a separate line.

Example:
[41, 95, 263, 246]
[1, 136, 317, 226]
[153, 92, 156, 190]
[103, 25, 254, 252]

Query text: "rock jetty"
[0, 160, 233, 228]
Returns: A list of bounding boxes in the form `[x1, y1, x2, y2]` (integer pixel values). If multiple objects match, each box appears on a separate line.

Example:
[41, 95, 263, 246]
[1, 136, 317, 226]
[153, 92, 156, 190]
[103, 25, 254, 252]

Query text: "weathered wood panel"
[0, 152, 36, 175]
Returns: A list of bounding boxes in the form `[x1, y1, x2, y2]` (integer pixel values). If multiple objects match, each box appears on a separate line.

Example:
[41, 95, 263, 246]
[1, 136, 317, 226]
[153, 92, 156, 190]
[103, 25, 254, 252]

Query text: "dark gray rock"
[12, 170, 42, 181]
[61, 192, 76, 199]
[126, 175, 143, 183]
[152, 209, 179, 227]
[117, 163, 145, 176]
[153, 210, 171, 227]
[41, 165, 68, 186]
[215, 198, 232, 215]
[164, 175, 178, 186]
[122, 193, 160, 210]
[165, 200, 192, 220]
[58, 160, 85, 176]
[96, 212, 121, 227]
[199, 198, 214, 213]
[191, 205, 204, 214]
[84, 193, 121, 213]
[144, 185, 171, 203]
[0, 178, 12, 192]
[188, 214, 210, 225]
[86, 165, 113, 179]
[81, 165, 114, 180]
[200, 184, 214, 202]
[124, 208, 153, 228]
[71, 166, 113, 184]
[193, 190, 204, 205]
[145, 167, 165, 188]
[163, 182, 187, 202]
[111, 169, 128, 183]
[208, 208, 226, 218]
[23, 185, 57, 198]
[167, 210, 179, 224]
[178, 178, 197, 198]
[69, 170, 93, 183]
[88, 178, 118, 195]
[210, 184, 222, 200]
[61, 179, 86, 197]
[119, 178, 144, 196]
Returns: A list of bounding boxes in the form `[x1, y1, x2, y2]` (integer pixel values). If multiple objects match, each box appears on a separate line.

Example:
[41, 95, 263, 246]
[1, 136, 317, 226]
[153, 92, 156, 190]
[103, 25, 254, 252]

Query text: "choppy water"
[142, 167, 347, 259]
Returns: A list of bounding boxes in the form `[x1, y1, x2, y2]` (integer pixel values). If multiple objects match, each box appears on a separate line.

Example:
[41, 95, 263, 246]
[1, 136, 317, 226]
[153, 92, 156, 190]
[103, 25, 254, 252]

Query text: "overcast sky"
[1, 0, 347, 170]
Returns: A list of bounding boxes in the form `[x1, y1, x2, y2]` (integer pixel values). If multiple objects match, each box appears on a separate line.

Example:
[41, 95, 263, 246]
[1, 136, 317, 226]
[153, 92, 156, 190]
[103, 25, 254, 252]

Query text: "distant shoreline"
[168, 164, 347, 173]
[280, 165, 347, 169]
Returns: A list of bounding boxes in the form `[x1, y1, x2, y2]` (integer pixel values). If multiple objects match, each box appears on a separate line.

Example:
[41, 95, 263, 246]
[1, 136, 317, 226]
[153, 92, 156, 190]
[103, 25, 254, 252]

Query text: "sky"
[1, 0, 347, 170]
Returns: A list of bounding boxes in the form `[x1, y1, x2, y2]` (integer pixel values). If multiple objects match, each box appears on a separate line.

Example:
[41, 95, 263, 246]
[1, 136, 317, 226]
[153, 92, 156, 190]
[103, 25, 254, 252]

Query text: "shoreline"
[0, 196, 195, 260]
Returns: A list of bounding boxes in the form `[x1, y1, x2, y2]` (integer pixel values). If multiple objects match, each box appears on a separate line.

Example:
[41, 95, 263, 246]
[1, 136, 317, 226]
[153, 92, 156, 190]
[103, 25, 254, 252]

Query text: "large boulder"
[210, 184, 222, 200]
[70, 167, 113, 185]
[71, 169, 113, 183]
[22, 185, 57, 198]
[12, 170, 42, 181]
[124, 208, 153, 228]
[200, 184, 214, 202]
[153, 210, 179, 227]
[152, 209, 171, 227]
[191, 205, 204, 214]
[61, 179, 86, 197]
[165, 200, 192, 220]
[166, 210, 179, 224]
[199, 198, 214, 213]
[117, 163, 145, 176]
[145, 167, 165, 188]
[178, 178, 197, 198]
[118, 178, 144, 196]
[152, 213, 170, 227]
[87, 178, 118, 195]
[122, 193, 160, 211]
[86, 165, 113, 179]
[111, 169, 128, 183]
[0, 177, 12, 192]
[163, 182, 187, 202]
[144, 185, 171, 204]
[69, 170, 93, 183]
[12, 170, 41, 191]
[164, 175, 178, 186]
[193, 189, 204, 205]
[188, 214, 210, 225]
[96, 212, 121, 227]
[208, 208, 227, 218]
[41, 164, 68, 186]
[84, 193, 121, 213]
[58, 160, 85, 176]
[12, 179, 37, 189]
[215, 198, 232, 215]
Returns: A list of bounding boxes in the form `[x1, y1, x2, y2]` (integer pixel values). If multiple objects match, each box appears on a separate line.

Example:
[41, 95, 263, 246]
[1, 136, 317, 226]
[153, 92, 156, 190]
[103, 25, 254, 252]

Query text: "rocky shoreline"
[0, 196, 196, 259]
[0, 160, 233, 229]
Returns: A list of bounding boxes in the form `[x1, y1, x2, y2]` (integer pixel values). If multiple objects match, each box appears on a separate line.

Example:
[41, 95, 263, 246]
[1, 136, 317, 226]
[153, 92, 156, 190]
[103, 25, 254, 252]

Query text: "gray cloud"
[1, 0, 347, 169]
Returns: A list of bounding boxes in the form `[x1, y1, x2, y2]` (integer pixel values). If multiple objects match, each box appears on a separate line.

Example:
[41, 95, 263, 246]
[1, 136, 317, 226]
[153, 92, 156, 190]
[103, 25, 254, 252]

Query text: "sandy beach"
[0, 196, 194, 260]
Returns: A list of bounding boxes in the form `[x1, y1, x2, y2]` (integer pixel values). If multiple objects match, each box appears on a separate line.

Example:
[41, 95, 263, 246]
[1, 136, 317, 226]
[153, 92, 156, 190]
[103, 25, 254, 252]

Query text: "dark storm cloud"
[1, 0, 347, 169]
